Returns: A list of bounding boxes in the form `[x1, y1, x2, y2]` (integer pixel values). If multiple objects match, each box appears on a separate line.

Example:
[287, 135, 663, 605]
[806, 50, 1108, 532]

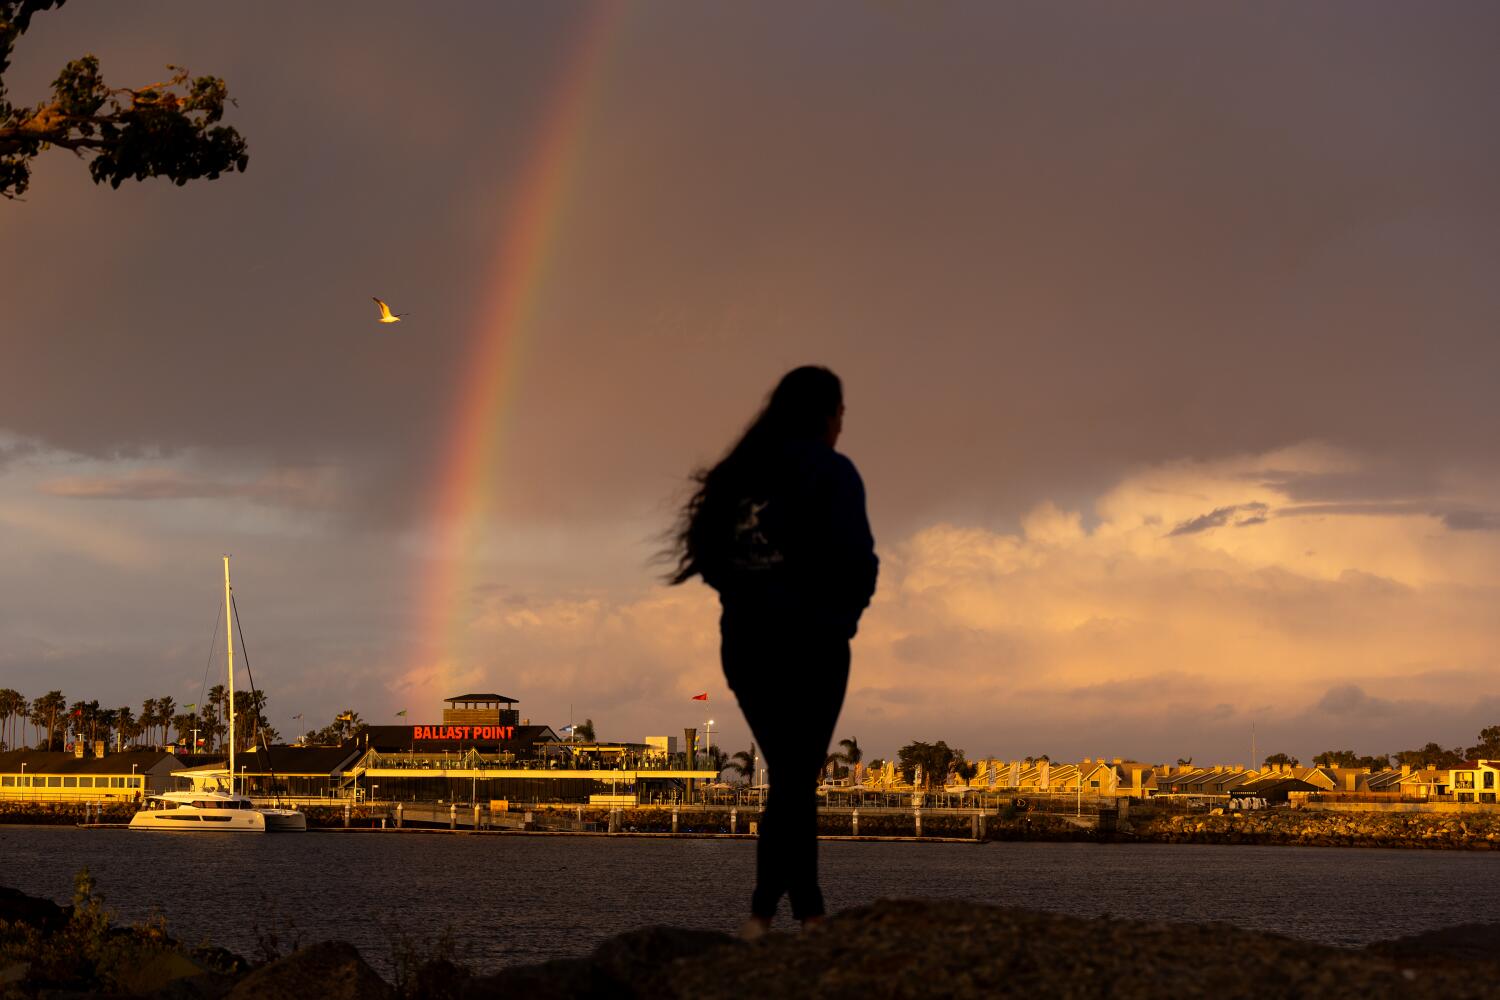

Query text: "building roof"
[443, 693, 517, 704]
[1232, 776, 1322, 796]
[230, 744, 364, 775]
[0, 750, 180, 775]
[1365, 770, 1407, 790]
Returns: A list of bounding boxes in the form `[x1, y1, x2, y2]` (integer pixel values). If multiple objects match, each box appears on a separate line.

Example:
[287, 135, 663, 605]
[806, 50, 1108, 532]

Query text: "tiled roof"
[0, 750, 179, 775]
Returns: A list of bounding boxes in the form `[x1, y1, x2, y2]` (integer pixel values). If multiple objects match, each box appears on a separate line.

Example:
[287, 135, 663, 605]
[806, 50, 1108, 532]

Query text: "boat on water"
[131, 788, 305, 832]
[130, 557, 307, 834]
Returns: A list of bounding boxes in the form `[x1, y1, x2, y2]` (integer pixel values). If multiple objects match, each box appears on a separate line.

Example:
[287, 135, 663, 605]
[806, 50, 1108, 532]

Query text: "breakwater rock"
[5, 877, 1499, 998]
[0, 800, 134, 825]
[1124, 810, 1500, 850]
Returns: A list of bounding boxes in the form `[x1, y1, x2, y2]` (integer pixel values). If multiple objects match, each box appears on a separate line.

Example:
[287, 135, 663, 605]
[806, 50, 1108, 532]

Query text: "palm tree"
[141, 698, 159, 748]
[115, 706, 136, 748]
[724, 744, 758, 783]
[156, 696, 176, 745]
[30, 702, 48, 750]
[96, 707, 117, 748]
[35, 690, 65, 750]
[0, 689, 21, 750]
[838, 737, 863, 769]
[206, 684, 227, 749]
[331, 710, 363, 744]
[172, 712, 203, 748]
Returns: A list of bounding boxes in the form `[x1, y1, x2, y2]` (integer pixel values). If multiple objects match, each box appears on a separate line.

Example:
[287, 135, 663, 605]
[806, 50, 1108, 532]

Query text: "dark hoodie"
[704, 439, 878, 640]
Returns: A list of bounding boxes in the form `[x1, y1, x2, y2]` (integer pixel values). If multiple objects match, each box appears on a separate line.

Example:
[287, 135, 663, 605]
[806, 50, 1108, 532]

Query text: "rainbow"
[411, 3, 623, 689]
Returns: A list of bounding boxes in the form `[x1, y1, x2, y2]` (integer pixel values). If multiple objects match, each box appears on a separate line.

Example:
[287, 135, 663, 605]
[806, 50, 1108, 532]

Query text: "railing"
[0, 788, 143, 803]
[357, 752, 696, 773]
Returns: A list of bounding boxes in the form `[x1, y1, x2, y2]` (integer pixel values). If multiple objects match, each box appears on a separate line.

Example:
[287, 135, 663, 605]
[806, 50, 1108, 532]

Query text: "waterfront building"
[161, 692, 719, 805]
[175, 744, 364, 799]
[1363, 768, 1408, 795]
[1443, 760, 1500, 804]
[1229, 773, 1324, 804]
[441, 692, 520, 728]
[0, 750, 182, 802]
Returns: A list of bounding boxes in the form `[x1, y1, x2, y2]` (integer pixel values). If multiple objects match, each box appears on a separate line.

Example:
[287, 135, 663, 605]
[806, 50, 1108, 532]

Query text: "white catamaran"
[130, 557, 306, 833]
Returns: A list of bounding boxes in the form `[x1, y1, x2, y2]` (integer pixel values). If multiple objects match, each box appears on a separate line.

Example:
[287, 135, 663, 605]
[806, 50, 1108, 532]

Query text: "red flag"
[691, 693, 708, 701]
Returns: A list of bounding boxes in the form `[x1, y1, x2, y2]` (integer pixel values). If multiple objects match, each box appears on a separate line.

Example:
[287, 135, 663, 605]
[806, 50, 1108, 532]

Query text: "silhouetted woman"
[672, 365, 878, 935]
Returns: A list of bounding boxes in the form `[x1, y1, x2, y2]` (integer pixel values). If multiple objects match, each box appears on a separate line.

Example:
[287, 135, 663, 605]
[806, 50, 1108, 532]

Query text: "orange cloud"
[403, 445, 1500, 762]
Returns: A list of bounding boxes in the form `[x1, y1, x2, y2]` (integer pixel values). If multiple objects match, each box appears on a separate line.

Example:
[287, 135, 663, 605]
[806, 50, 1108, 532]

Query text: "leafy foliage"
[1312, 749, 1391, 769]
[1261, 753, 1300, 768]
[1, 0, 247, 198]
[897, 740, 961, 788]
[724, 744, 757, 782]
[1391, 742, 1467, 770]
[303, 709, 366, 746]
[1465, 726, 1500, 761]
[0, 868, 242, 994]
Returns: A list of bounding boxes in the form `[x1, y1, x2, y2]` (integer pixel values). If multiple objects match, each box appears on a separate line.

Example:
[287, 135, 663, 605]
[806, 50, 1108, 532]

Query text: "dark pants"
[722, 623, 850, 921]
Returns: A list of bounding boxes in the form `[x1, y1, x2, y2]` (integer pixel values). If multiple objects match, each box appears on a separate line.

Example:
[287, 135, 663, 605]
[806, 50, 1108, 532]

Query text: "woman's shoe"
[738, 916, 772, 942]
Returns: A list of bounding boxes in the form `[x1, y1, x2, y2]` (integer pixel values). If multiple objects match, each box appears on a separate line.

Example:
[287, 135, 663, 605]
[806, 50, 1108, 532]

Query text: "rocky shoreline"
[8, 800, 1500, 850]
[4, 877, 1500, 998]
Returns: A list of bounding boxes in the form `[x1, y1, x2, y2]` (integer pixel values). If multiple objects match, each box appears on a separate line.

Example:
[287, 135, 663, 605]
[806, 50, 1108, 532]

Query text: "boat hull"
[259, 808, 308, 832]
[129, 810, 266, 832]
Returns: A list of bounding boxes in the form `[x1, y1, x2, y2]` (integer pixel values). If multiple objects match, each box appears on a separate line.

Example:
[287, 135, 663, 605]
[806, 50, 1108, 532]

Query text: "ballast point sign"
[413, 725, 516, 741]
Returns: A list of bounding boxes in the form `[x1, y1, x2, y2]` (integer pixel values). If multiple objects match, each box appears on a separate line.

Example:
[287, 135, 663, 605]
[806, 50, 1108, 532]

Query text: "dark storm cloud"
[1259, 467, 1446, 504]
[0, 437, 39, 470]
[1442, 510, 1500, 532]
[1167, 502, 1269, 537]
[4, 3, 1500, 761]
[1314, 684, 1402, 719]
[1276, 501, 1433, 519]
[1273, 502, 1500, 531]
[1, 2, 1498, 535]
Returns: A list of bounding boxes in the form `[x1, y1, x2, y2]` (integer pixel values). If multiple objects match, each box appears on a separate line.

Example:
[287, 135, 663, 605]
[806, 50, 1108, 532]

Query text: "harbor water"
[3, 827, 1497, 975]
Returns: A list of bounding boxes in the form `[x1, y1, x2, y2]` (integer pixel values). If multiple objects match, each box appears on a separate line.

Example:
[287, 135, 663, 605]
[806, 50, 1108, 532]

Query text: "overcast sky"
[2, 2, 1498, 765]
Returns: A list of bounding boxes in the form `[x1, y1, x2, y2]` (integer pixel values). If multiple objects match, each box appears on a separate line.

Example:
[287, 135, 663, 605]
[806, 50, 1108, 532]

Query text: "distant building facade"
[0, 750, 181, 802]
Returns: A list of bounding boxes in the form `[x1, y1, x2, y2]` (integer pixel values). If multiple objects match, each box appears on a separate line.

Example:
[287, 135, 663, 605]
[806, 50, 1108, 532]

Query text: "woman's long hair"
[670, 366, 843, 585]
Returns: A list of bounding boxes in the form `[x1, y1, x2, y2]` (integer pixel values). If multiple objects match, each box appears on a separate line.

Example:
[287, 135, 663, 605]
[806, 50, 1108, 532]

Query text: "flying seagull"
[372, 297, 407, 323]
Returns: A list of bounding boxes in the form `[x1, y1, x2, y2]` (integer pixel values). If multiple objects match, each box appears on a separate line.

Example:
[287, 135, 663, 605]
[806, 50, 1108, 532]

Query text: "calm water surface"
[2, 827, 1496, 974]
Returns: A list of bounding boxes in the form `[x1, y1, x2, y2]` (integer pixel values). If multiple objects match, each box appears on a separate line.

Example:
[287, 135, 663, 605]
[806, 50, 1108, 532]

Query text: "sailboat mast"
[225, 556, 235, 794]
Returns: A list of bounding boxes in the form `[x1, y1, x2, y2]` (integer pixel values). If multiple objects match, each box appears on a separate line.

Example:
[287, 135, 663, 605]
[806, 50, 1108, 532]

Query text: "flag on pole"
[559, 724, 576, 734]
[395, 709, 407, 717]
[692, 693, 708, 701]
[292, 713, 303, 721]
[185, 703, 196, 711]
